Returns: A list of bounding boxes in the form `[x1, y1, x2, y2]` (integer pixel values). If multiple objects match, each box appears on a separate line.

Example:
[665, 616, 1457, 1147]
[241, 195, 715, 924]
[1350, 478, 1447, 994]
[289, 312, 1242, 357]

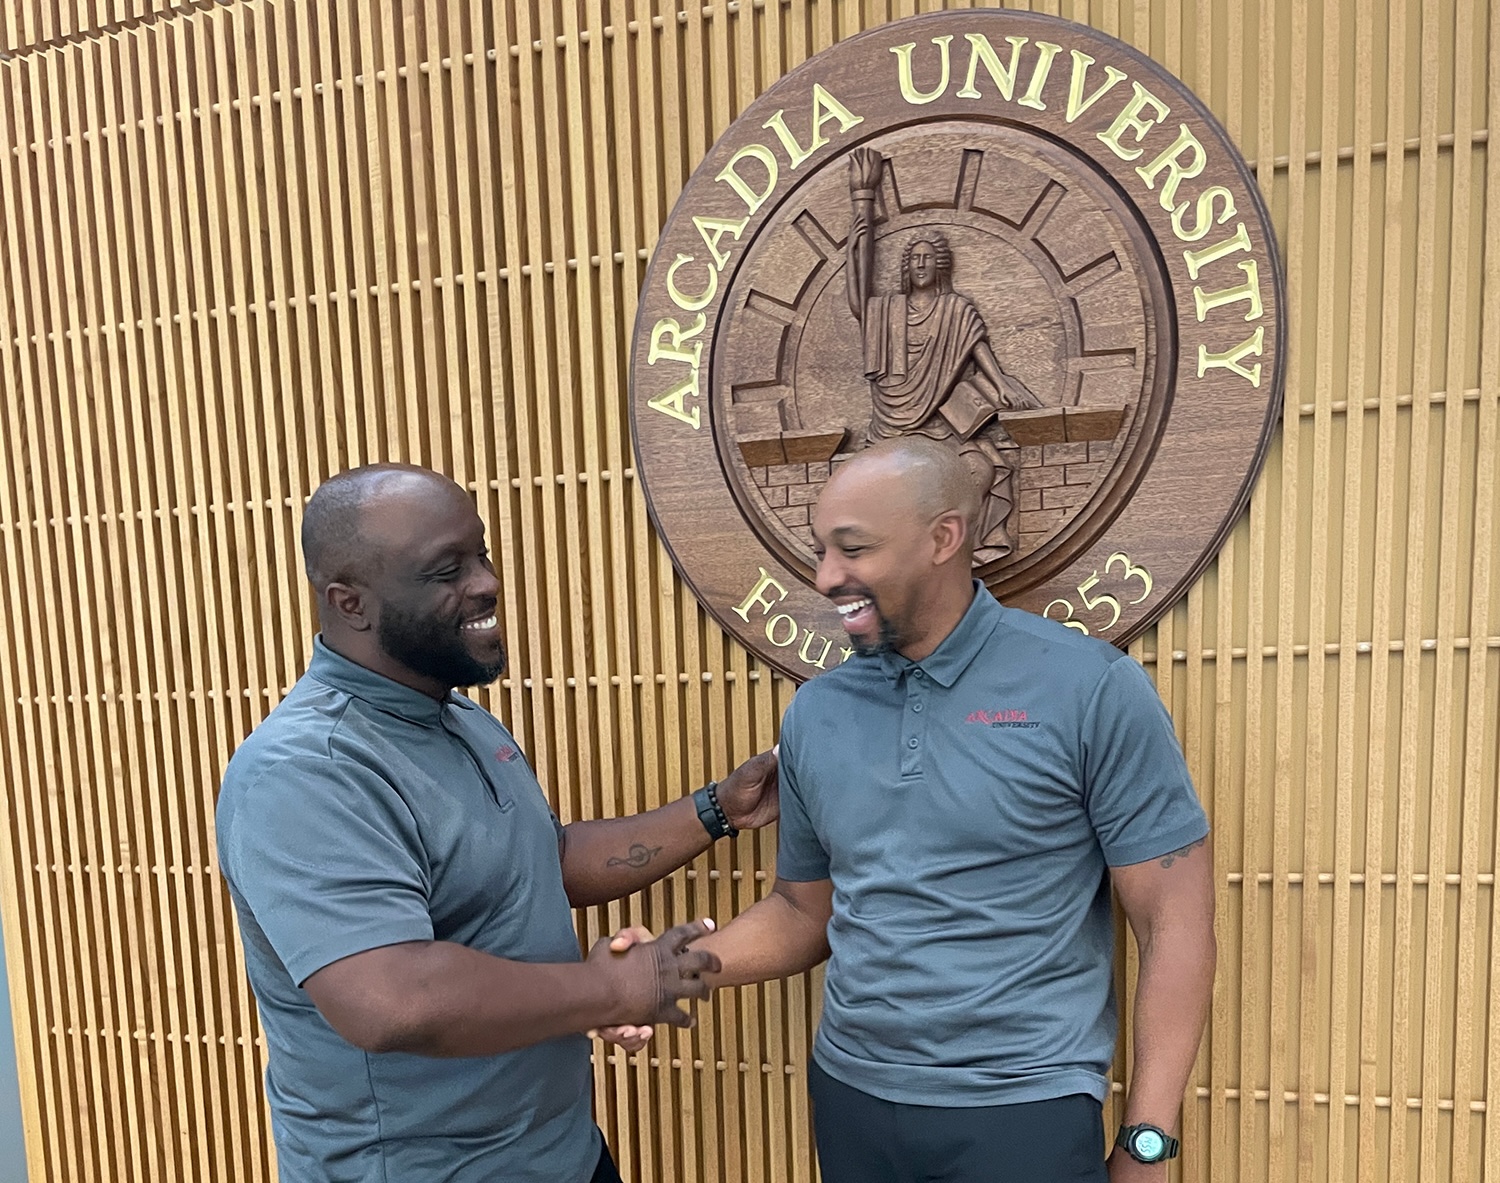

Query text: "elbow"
[313, 987, 438, 1056]
[326, 1006, 428, 1055]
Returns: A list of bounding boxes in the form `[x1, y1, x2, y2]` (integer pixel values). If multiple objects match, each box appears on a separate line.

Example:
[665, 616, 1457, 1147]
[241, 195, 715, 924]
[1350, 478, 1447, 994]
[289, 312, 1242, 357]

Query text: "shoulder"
[221, 676, 352, 790]
[988, 603, 1130, 683]
[217, 677, 396, 850]
[780, 656, 886, 744]
[786, 654, 885, 712]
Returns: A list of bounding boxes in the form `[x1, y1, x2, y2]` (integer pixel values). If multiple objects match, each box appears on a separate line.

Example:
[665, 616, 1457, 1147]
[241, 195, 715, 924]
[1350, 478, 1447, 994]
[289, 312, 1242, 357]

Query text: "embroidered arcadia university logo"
[966, 708, 1040, 729]
[494, 745, 522, 763]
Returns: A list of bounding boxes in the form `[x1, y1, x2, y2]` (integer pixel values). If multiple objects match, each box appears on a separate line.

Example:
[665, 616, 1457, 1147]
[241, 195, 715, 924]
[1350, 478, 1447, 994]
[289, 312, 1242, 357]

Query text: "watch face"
[1134, 1130, 1165, 1160]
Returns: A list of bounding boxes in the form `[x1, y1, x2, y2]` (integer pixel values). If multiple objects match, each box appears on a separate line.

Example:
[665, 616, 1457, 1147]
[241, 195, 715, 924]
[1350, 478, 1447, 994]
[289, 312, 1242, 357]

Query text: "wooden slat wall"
[0, 0, 1496, 1180]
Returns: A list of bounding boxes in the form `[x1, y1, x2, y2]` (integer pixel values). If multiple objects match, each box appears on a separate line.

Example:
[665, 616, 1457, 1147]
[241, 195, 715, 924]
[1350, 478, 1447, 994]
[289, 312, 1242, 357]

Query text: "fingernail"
[703, 917, 716, 931]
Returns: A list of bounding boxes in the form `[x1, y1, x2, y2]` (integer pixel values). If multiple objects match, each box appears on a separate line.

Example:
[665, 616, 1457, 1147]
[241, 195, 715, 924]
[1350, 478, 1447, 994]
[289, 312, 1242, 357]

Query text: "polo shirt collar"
[878, 582, 1003, 688]
[307, 636, 459, 726]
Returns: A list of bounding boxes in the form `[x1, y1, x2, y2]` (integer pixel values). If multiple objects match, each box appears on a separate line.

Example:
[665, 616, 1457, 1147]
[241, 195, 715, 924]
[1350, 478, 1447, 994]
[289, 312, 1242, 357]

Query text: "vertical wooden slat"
[1398, 4, 1443, 1178]
[0, 50, 68, 1183]
[1271, 0, 1308, 1176]
[1304, 0, 1341, 1176]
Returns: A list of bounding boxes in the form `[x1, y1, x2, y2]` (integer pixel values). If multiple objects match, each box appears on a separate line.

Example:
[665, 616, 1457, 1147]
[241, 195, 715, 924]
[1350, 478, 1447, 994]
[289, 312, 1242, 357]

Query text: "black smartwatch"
[693, 781, 738, 840]
[1115, 1123, 1179, 1164]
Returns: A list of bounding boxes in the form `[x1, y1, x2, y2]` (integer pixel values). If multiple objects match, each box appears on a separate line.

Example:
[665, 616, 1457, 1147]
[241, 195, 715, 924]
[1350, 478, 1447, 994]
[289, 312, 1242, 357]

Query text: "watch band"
[1115, 1123, 1180, 1164]
[693, 781, 738, 840]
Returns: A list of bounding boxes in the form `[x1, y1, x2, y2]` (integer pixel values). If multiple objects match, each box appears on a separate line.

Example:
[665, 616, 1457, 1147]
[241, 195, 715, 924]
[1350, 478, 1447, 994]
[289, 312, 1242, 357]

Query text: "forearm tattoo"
[1159, 837, 1206, 868]
[606, 843, 663, 870]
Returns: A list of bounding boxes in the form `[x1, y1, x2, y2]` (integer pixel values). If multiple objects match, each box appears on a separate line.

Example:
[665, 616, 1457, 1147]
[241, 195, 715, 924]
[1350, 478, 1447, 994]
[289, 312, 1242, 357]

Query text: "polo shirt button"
[908, 737, 919, 748]
[912, 703, 923, 713]
[913, 669, 925, 679]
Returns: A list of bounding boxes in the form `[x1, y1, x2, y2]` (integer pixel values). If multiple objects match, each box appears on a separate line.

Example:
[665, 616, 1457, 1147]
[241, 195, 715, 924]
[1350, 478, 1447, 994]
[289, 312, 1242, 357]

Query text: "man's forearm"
[560, 797, 712, 907]
[695, 888, 831, 988]
[1121, 921, 1216, 1130]
[322, 941, 622, 1058]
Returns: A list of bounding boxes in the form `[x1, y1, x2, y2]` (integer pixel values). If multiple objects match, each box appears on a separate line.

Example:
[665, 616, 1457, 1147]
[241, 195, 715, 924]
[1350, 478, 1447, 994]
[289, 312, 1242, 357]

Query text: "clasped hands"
[584, 919, 719, 1053]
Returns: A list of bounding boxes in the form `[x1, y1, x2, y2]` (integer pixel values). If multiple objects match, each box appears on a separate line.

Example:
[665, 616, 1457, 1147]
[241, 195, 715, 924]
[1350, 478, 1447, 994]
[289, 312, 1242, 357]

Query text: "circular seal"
[630, 10, 1284, 681]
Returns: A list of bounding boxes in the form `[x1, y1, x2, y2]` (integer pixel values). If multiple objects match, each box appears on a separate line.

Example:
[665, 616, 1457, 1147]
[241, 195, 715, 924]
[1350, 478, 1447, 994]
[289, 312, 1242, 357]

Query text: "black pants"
[808, 1061, 1109, 1183]
[589, 1132, 624, 1183]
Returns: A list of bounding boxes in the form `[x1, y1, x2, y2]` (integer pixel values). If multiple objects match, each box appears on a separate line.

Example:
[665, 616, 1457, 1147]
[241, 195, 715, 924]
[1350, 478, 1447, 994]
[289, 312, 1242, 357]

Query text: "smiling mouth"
[462, 614, 498, 632]
[835, 599, 871, 617]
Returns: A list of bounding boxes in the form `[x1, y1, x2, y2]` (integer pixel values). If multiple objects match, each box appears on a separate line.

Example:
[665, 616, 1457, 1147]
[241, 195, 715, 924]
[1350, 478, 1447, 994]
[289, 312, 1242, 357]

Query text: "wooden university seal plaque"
[630, 11, 1284, 681]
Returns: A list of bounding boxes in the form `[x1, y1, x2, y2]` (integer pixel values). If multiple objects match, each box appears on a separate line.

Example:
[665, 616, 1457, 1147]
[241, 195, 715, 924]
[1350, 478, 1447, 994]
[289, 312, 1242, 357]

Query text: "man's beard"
[377, 601, 507, 688]
[850, 612, 902, 657]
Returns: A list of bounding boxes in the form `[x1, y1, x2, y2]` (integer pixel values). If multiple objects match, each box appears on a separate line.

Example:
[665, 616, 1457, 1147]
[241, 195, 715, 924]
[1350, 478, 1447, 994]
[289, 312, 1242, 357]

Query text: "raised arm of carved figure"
[846, 147, 883, 323]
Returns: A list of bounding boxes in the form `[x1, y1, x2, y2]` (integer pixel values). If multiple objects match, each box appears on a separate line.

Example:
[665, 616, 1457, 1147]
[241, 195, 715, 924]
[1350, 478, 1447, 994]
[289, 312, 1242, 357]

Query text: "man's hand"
[590, 926, 659, 1054]
[586, 919, 721, 1029]
[716, 746, 779, 831]
[1107, 1151, 1168, 1183]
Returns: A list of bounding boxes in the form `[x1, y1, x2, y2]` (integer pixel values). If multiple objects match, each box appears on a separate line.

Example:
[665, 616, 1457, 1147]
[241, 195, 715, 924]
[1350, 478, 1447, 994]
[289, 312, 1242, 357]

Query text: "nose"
[469, 558, 500, 601]
[815, 550, 843, 597]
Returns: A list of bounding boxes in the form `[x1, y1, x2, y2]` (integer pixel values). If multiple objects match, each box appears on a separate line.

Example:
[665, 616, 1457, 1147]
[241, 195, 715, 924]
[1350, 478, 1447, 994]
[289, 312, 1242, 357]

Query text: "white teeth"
[836, 599, 871, 617]
[464, 614, 498, 630]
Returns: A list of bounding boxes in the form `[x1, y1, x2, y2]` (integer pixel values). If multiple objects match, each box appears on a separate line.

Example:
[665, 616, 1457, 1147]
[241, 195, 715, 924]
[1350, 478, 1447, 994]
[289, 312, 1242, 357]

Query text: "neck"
[895, 576, 976, 663]
[321, 630, 453, 701]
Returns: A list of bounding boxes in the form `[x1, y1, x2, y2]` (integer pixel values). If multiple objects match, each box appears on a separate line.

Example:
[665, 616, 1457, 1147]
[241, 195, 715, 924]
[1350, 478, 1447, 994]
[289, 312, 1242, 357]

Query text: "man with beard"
[216, 464, 777, 1183]
[613, 437, 1214, 1182]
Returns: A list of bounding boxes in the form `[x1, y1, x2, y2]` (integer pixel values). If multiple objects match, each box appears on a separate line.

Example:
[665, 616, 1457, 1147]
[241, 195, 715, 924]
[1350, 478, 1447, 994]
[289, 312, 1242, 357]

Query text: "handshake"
[585, 918, 719, 1054]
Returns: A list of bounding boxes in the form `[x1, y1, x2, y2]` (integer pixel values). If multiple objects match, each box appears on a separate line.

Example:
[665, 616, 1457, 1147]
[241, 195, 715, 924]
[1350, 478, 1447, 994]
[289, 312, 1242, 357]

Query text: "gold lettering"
[1197, 326, 1265, 386]
[1017, 40, 1062, 110]
[1171, 185, 1237, 243]
[647, 313, 707, 368]
[955, 33, 1028, 100]
[716, 144, 779, 215]
[666, 253, 716, 312]
[1065, 50, 1127, 122]
[840, 646, 856, 664]
[733, 567, 790, 622]
[766, 613, 799, 647]
[646, 372, 702, 429]
[1182, 222, 1253, 280]
[1193, 260, 1263, 321]
[798, 628, 834, 669]
[1096, 81, 1171, 161]
[1136, 124, 1206, 213]
[693, 214, 748, 270]
[890, 36, 953, 105]
[763, 84, 864, 168]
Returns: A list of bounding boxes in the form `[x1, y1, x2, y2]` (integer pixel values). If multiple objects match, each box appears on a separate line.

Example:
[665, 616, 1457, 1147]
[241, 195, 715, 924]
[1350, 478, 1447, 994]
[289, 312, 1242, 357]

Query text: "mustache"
[825, 584, 876, 603]
[460, 596, 500, 623]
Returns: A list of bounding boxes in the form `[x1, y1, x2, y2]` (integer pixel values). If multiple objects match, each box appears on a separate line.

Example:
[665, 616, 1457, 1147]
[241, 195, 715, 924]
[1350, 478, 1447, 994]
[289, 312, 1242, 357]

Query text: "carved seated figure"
[846, 146, 1042, 562]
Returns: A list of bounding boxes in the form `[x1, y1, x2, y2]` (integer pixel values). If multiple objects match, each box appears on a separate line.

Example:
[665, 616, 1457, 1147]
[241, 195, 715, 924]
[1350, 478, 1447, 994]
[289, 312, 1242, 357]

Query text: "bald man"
[630, 439, 1216, 1182]
[216, 464, 778, 1183]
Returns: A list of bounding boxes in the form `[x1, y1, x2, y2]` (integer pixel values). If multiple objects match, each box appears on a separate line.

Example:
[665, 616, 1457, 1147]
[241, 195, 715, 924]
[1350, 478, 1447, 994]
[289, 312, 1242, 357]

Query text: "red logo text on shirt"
[965, 709, 1040, 729]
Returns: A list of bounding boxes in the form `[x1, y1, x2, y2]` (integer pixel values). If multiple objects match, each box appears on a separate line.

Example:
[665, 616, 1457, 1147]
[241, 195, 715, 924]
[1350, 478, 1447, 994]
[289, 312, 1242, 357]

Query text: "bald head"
[828, 437, 982, 552]
[301, 464, 465, 591]
[811, 438, 985, 660]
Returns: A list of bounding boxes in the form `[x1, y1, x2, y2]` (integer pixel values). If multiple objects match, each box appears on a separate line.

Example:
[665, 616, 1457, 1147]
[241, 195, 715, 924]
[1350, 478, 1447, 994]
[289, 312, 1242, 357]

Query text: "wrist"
[583, 947, 645, 1028]
[693, 782, 738, 840]
[1115, 1122, 1179, 1164]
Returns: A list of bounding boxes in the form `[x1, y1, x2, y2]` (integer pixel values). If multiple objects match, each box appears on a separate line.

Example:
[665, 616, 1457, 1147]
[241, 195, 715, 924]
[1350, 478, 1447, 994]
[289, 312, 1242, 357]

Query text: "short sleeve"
[773, 703, 831, 883]
[222, 758, 435, 985]
[1080, 657, 1209, 867]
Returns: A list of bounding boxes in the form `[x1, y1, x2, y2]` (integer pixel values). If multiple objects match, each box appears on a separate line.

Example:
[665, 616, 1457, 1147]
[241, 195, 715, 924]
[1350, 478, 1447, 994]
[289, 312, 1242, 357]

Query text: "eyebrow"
[414, 544, 466, 570]
[815, 525, 874, 546]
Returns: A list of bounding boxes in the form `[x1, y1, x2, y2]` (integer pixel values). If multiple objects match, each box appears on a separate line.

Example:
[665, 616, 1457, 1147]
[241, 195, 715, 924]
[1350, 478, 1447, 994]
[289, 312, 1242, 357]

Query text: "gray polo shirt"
[216, 640, 597, 1183]
[776, 585, 1208, 1108]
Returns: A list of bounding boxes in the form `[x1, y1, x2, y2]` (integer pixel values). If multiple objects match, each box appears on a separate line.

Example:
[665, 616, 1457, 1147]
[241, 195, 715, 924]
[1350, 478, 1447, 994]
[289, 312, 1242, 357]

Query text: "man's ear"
[324, 582, 373, 631]
[930, 510, 969, 567]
